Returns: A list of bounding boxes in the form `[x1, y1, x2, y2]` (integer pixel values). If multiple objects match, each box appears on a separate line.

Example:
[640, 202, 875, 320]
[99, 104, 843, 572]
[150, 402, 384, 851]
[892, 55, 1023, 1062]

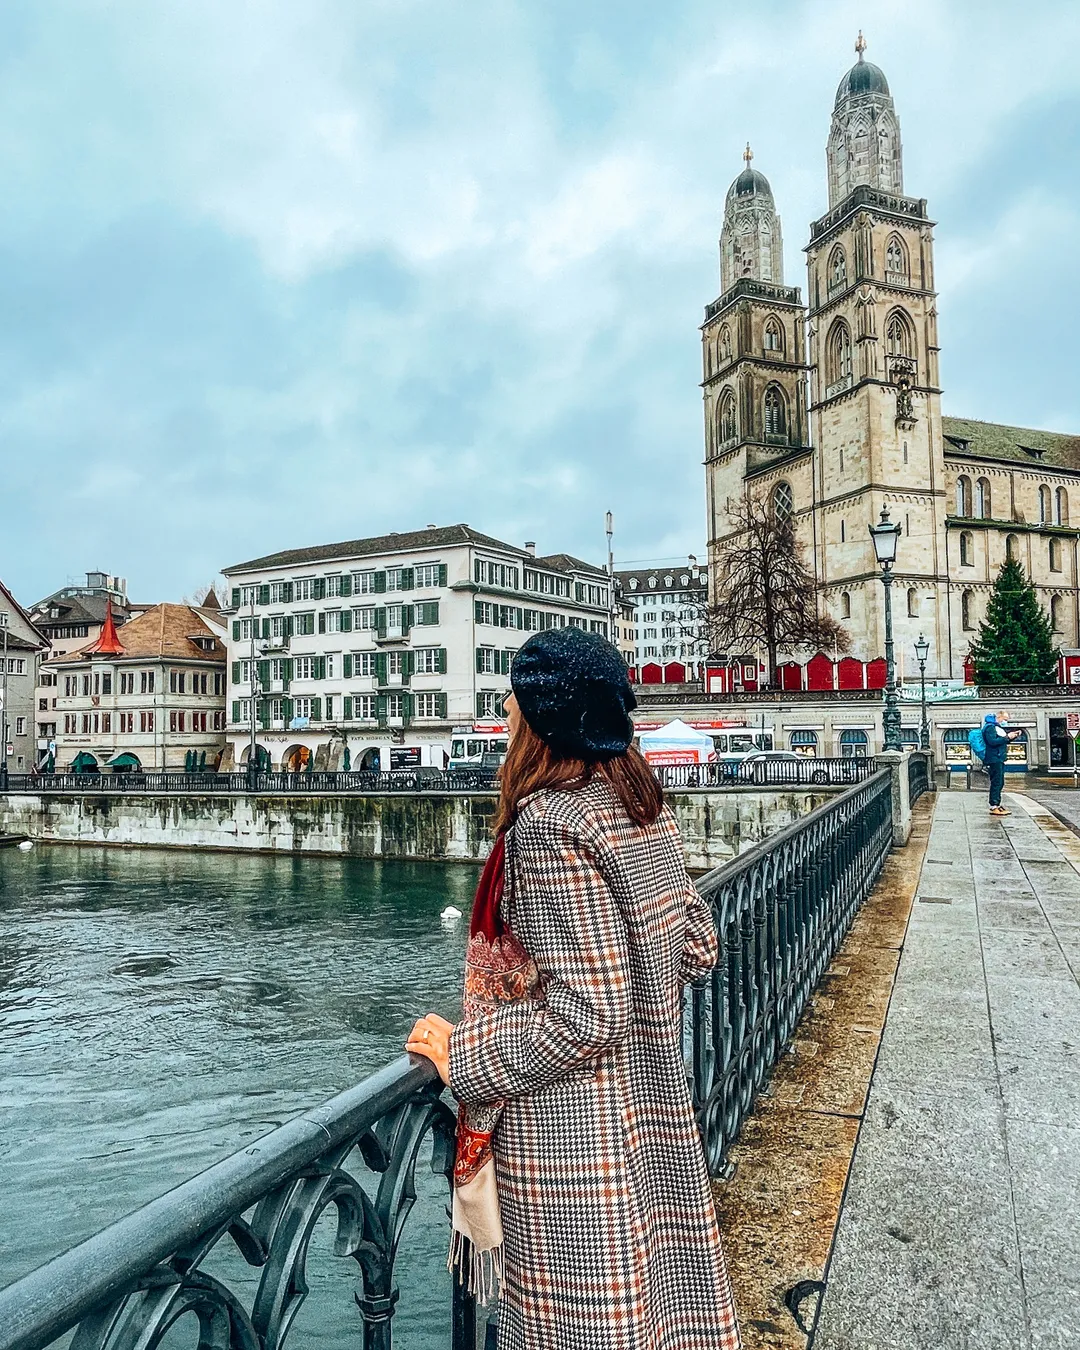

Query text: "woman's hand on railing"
[406, 1013, 455, 1085]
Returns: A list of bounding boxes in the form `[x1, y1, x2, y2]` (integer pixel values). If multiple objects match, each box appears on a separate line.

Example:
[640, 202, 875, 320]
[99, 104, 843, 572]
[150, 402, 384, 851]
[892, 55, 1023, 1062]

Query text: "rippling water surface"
[0, 843, 478, 1347]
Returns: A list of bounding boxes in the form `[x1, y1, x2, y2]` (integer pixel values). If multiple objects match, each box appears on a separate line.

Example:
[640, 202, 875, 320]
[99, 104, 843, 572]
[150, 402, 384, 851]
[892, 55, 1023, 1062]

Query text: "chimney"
[524, 541, 536, 556]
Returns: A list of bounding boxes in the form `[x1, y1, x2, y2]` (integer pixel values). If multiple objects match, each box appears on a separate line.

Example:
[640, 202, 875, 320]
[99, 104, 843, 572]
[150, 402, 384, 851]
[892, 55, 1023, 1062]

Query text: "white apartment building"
[615, 560, 710, 676]
[221, 524, 612, 772]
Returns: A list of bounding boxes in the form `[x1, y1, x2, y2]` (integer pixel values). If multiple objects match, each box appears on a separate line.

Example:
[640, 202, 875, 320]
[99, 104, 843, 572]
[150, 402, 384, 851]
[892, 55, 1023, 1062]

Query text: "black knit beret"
[510, 627, 636, 759]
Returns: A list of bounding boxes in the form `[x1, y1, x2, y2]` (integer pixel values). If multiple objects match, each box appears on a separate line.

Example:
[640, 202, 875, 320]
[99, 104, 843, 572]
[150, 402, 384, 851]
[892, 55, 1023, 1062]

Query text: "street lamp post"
[869, 505, 903, 752]
[914, 633, 931, 750]
[605, 511, 616, 646]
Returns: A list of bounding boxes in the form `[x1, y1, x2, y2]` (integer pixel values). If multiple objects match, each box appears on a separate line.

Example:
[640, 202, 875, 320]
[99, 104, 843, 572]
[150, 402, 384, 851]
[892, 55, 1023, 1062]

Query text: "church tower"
[705, 147, 811, 589]
[806, 34, 950, 676]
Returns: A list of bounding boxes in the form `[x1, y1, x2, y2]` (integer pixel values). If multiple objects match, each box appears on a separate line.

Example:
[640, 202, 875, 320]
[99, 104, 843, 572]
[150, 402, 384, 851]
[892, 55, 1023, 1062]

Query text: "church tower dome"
[720, 144, 784, 293]
[827, 32, 903, 207]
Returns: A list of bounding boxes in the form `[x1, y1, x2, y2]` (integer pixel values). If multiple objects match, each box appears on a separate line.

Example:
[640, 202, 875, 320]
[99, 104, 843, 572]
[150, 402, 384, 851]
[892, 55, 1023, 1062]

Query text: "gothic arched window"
[771, 480, 794, 521]
[976, 478, 991, 519]
[885, 234, 909, 283]
[1039, 485, 1052, 524]
[956, 475, 972, 517]
[764, 385, 787, 439]
[840, 591, 851, 619]
[1056, 487, 1069, 526]
[1052, 594, 1065, 633]
[763, 317, 784, 355]
[717, 389, 737, 445]
[961, 590, 975, 630]
[886, 310, 913, 358]
[1050, 537, 1063, 573]
[826, 321, 853, 388]
[907, 588, 919, 618]
[960, 531, 975, 566]
[829, 245, 847, 292]
[718, 324, 731, 363]
[1006, 534, 1020, 562]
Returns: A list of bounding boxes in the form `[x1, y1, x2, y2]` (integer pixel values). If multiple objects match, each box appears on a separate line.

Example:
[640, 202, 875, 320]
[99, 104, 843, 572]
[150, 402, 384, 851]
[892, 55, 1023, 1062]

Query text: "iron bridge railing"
[0, 771, 896, 1350]
[655, 756, 877, 791]
[907, 751, 931, 804]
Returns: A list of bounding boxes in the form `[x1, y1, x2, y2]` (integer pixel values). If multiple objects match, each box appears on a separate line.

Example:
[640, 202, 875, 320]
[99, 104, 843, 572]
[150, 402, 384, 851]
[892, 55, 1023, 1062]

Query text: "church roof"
[942, 416, 1080, 474]
[836, 59, 890, 103]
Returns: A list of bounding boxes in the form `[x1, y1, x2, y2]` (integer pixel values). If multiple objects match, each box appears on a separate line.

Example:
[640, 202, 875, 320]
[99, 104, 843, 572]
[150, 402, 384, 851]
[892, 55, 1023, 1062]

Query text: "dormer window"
[1020, 444, 1045, 460]
[629, 578, 638, 591]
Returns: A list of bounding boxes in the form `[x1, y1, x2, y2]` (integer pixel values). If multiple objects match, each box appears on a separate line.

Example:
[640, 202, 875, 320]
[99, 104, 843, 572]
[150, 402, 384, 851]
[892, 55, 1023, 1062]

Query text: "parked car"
[737, 751, 831, 784]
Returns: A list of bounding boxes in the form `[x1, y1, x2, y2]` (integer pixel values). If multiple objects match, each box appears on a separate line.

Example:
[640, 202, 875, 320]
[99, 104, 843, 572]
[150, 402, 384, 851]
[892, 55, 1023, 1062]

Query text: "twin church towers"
[703, 34, 953, 675]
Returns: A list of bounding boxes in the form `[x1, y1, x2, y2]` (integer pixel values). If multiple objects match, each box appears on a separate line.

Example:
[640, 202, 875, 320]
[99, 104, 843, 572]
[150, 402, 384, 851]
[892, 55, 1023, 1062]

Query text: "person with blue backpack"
[968, 712, 1019, 816]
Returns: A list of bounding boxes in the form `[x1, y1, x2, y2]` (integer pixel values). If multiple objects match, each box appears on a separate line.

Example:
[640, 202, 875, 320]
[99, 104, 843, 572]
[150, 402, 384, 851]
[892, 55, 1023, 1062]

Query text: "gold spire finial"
[855, 30, 867, 60]
[743, 142, 753, 167]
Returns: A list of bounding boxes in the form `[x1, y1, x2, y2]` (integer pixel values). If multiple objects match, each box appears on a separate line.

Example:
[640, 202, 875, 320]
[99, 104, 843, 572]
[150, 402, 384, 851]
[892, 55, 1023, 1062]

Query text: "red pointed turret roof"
[84, 599, 125, 656]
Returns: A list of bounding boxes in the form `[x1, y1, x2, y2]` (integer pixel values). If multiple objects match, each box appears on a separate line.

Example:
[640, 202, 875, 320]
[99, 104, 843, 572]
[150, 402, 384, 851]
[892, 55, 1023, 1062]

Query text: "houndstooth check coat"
[449, 778, 741, 1350]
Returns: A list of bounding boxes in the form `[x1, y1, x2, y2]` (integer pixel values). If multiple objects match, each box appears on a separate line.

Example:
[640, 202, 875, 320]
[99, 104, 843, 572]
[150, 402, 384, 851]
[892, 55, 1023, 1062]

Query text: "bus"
[449, 724, 509, 772]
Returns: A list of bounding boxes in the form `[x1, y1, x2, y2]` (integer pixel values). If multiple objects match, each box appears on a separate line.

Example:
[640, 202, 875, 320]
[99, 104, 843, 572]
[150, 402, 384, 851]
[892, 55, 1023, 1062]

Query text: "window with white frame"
[414, 692, 441, 718]
[325, 654, 335, 679]
[269, 615, 287, 639]
[324, 610, 343, 633]
[386, 568, 406, 591]
[476, 691, 501, 717]
[386, 604, 405, 628]
[413, 648, 442, 674]
[239, 617, 256, 641]
[477, 647, 498, 674]
[414, 563, 441, 588]
[387, 651, 406, 675]
[476, 602, 496, 625]
[270, 658, 287, 682]
[238, 585, 257, 606]
[238, 699, 252, 724]
[355, 652, 377, 676]
[353, 571, 377, 594]
[385, 693, 404, 718]
[354, 694, 377, 719]
[292, 696, 313, 718]
[325, 575, 343, 597]
[355, 607, 376, 629]
[294, 578, 315, 601]
[294, 656, 315, 680]
[294, 612, 315, 636]
[269, 582, 287, 604]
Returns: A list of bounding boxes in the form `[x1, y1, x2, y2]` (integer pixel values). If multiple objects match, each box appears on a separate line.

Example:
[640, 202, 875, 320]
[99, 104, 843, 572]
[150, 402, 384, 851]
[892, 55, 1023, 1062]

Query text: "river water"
[0, 843, 478, 1347]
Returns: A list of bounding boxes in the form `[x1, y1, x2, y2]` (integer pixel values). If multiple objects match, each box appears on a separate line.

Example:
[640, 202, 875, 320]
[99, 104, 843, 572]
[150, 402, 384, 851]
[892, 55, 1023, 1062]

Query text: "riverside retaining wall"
[0, 789, 831, 871]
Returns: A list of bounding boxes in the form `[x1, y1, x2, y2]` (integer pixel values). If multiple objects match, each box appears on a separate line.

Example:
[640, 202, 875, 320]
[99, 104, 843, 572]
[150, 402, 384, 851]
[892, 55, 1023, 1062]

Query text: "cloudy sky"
[2, 0, 1078, 605]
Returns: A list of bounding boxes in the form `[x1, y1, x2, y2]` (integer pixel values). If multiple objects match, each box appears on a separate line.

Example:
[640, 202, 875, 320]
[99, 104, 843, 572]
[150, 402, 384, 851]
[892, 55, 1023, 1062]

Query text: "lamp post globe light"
[914, 633, 931, 751]
[868, 506, 903, 752]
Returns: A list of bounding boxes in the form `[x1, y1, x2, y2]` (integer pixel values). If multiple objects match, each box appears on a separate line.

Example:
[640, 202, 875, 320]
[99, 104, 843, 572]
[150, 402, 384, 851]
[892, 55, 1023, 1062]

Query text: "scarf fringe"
[448, 1229, 504, 1307]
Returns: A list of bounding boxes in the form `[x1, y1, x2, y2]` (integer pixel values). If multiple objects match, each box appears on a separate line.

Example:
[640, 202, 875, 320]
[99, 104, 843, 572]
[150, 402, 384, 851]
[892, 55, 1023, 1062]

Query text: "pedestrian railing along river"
[0, 769, 896, 1350]
[2, 757, 875, 796]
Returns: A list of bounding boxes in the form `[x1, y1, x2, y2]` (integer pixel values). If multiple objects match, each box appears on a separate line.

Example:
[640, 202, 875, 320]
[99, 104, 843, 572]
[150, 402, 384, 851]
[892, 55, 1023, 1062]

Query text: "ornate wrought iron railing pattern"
[0, 772, 897, 1349]
[689, 768, 894, 1172]
[907, 751, 931, 805]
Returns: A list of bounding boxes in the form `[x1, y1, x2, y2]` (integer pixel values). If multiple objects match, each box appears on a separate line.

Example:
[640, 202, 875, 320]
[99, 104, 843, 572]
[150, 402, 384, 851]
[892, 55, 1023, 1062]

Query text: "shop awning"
[106, 752, 141, 768]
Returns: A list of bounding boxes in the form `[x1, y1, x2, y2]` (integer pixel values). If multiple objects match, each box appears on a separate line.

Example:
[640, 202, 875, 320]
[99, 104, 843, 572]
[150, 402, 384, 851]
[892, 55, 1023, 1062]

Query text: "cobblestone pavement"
[812, 790, 1080, 1350]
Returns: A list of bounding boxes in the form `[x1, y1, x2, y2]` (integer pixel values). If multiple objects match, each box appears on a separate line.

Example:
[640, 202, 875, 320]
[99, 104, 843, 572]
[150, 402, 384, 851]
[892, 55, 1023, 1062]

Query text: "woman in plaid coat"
[408, 629, 740, 1350]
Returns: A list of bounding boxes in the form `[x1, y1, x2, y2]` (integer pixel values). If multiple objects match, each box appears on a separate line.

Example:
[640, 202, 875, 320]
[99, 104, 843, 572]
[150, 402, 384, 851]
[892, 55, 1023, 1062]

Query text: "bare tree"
[709, 492, 848, 686]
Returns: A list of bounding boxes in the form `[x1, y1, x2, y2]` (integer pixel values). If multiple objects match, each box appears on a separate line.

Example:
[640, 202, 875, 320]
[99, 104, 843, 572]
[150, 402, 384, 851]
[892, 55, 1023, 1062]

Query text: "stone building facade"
[704, 36, 1080, 681]
[0, 581, 47, 774]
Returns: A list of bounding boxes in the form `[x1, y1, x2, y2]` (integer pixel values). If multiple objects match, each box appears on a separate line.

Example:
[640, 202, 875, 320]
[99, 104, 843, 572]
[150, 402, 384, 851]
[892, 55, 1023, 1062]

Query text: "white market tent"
[637, 719, 717, 766]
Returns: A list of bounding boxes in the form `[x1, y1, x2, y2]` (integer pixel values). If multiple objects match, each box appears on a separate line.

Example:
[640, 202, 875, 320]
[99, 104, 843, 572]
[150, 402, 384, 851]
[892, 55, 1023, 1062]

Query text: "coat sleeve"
[680, 883, 718, 985]
[448, 804, 631, 1106]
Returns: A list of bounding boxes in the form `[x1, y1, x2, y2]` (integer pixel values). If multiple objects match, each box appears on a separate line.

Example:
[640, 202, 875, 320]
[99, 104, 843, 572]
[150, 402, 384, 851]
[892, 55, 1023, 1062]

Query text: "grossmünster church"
[703, 34, 1080, 682]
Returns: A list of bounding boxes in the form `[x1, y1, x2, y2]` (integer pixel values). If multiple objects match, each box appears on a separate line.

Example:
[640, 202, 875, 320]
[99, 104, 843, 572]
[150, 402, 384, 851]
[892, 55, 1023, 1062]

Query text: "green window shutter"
[376, 693, 388, 726]
[340, 610, 353, 632]
[437, 647, 447, 674]
[402, 692, 414, 724]
[261, 618, 270, 639]
[311, 697, 322, 721]
[231, 588, 241, 607]
[401, 567, 414, 590]
[315, 656, 326, 680]
[232, 621, 240, 640]
[231, 700, 240, 722]
[375, 607, 387, 639]
[475, 600, 483, 623]
[575, 583, 584, 602]
[259, 699, 270, 730]
[499, 650, 511, 676]
[374, 571, 387, 593]
[401, 651, 414, 685]
[343, 695, 353, 720]
[313, 578, 326, 600]
[476, 648, 484, 674]
[436, 692, 447, 719]
[343, 654, 353, 679]
[340, 575, 352, 597]
[318, 612, 327, 634]
[282, 697, 294, 723]
[285, 615, 294, 638]
[375, 651, 388, 685]
[231, 661, 240, 683]
[426, 601, 440, 625]
[402, 605, 414, 634]
[258, 584, 270, 605]
[476, 692, 485, 719]
[283, 582, 294, 603]
[283, 658, 294, 685]
[437, 564, 448, 587]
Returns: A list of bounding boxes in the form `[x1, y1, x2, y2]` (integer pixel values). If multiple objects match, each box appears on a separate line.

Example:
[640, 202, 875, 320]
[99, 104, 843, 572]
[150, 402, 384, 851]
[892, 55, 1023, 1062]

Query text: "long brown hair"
[495, 716, 663, 833]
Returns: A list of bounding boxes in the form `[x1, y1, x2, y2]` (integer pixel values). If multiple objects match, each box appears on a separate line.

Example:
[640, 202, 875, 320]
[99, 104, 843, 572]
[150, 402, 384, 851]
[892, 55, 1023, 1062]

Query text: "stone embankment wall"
[0, 789, 831, 871]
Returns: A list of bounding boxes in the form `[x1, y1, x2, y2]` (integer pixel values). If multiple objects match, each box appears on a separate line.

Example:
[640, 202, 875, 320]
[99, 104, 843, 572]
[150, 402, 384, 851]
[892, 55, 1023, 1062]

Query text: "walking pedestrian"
[407, 627, 741, 1350]
[982, 710, 1018, 816]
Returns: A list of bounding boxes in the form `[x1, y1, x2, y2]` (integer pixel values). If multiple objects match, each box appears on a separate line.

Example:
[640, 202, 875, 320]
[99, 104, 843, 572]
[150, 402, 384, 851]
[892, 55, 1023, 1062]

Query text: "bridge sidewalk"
[813, 790, 1080, 1350]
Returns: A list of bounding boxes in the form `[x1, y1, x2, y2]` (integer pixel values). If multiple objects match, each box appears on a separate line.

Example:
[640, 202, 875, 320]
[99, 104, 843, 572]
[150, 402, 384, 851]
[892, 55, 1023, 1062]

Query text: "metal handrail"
[0, 769, 899, 1349]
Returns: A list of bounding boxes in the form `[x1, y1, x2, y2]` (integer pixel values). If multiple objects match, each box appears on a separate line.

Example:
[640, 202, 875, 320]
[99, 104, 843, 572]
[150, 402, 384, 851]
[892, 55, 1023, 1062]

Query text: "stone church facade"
[703, 36, 1080, 682]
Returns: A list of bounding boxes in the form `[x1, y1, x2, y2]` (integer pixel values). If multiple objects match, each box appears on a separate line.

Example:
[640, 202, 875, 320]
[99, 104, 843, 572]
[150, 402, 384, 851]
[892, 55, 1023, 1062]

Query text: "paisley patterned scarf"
[449, 830, 540, 1303]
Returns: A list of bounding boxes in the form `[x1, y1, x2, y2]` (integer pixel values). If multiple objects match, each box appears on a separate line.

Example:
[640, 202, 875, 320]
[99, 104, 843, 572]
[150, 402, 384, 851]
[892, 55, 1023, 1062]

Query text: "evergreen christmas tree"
[968, 558, 1059, 685]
